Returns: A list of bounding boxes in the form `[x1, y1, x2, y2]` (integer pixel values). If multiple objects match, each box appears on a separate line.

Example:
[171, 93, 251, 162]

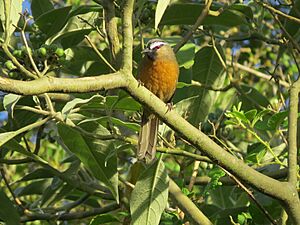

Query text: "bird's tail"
[137, 110, 159, 163]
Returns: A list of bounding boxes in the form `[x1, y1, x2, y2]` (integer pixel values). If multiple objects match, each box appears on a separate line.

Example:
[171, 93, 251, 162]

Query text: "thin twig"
[229, 61, 290, 88]
[271, 12, 300, 53]
[0, 168, 27, 211]
[85, 35, 116, 72]
[174, 0, 213, 53]
[256, 1, 300, 25]
[221, 168, 278, 225]
[1, 45, 38, 79]
[188, 161, 200, 191]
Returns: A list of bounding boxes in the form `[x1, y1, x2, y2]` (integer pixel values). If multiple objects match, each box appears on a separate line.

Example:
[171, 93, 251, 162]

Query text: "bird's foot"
[138, 79, 144, 87]
[166, 102, 173, 113]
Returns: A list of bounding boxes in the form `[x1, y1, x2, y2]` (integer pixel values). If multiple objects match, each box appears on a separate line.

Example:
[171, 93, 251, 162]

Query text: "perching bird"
[137, 39, 179, 163]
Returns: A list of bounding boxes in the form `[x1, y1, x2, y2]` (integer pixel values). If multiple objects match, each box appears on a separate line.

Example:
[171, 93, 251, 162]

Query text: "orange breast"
[139, 59, 179, 102]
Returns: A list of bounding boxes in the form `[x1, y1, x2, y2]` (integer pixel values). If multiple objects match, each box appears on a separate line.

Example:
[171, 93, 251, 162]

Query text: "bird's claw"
[166, 102, 173, 113]
[138, 79, 144, 87]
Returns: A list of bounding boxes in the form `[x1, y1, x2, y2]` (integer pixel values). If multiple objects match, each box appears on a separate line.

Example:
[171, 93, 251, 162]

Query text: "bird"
[137, 39, 179, 163]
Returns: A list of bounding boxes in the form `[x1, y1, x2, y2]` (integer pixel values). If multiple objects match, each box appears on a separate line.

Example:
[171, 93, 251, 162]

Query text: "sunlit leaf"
[155, 0, 170, 30]
[0, 0, 22, 39]
[130, 159, 169, 225]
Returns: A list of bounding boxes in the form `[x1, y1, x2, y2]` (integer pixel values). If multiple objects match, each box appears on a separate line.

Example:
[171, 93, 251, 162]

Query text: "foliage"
[0, 0, 299, 224]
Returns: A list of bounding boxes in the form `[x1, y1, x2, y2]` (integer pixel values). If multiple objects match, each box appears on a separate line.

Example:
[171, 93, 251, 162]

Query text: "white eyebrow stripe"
[149, 41, 165, 49]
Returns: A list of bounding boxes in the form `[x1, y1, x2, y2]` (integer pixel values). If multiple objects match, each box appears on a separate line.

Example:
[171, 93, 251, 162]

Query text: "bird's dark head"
[142, 39, 169, 61]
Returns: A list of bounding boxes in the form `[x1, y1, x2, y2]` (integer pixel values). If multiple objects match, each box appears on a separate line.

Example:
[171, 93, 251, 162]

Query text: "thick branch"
[0, 72, 125, 95]
[102, 0, 121, 66]
[121, 0, 135, 72]
[288, 79, 300, 186]
[125, 75, 300, 222]
[169, 179, 213, 225]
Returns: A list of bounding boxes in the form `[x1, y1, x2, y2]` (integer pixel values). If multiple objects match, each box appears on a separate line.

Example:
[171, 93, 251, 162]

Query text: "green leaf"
[231, 111, 249, 123]
[18, 168, 53, 181]
[46, 183, 74, 207]
[31, 0, 54, 20]
[94, 116, 140, 132]
[0, 0, 22, 39]
[58, 123, 119, 202]
[50, 10, 98, 48]
[3, 93, 21, 118]
[0, 190, 20, 225]
[252, 109, 271, 128]
[155, 0, 170, 30]
[161, 3, 252, 27]
[267, 111, 288, 130]
[176, 42, 195, 69]
[68, 5, 102, 18]
[244, 109, 257, 122]
[246, 143, 266, 164]
[35, 6, 72, 38]
[61, 95, 104, 119]
[238, 85, 270, 110]
[64, 46, 111, 76]
[15, 180, 50, 196]
[130, 159, 169, 225]
[89, 214, 119, 225]
[0, 118, 48, 148]
[284, 0, 300, 40]
[175, 45, 225, 125]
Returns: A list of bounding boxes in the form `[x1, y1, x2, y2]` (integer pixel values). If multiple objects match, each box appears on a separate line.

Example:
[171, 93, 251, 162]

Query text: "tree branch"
[228, 61, 290, 88]
[121, 0, 135, 72]
[288, 78, 300, 186]
[125, 75, 300, 222]
[0, 72, 124, 95]
[21, 203, 119, 222]
[169, 179, 213, 225]
[102, 0, 121, 66]
[173, 0, 213, 53]
[256, 1, 300, 25]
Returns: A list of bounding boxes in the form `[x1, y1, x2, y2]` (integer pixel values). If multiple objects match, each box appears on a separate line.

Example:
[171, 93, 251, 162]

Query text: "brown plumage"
[137, 39, 179, 162]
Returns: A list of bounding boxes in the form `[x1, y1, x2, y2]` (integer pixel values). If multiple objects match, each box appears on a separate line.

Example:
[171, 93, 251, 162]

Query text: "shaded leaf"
[18, 168, 53, 181]
[246, 143, 266, 164]
[90, 214, 119, 225]
[0, 118, 48, 148]
[58, 123, 119, 202]
[50, 10, 99, 48]
[0, 190, 20, 225]
[238, 85, 270, 110]
[161, 3, 252, 27]
[31, 0, 54, 20]
[15, 180, 50, 196]
[64, 46, 111, 76]
[61, 95, 104, 119]
[284, 0, 300, 40]
[35, 6, 72, 37]
[130, 159, 169, 225]
[244, 109, 257, 122]
[267, 111, 288, 130]
[175, 45, 225, 125]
